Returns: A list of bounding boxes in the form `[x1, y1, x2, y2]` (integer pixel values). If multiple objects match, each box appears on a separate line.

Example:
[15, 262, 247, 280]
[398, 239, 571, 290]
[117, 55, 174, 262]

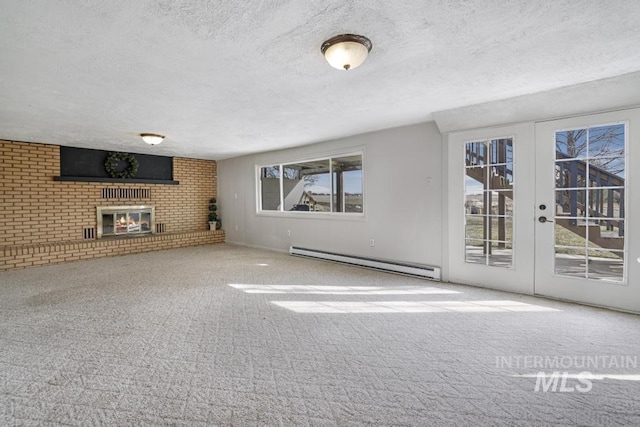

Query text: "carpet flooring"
[1, 244, 639, 426]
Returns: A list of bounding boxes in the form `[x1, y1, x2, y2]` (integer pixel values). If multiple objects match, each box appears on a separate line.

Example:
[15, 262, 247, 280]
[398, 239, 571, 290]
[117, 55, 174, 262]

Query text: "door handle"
[538, 216, 553, 223]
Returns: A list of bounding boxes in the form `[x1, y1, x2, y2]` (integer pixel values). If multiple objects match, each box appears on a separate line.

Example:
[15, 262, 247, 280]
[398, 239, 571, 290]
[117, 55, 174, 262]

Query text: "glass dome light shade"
[321, 34, 372, 71]
[140, 133, 165, 145]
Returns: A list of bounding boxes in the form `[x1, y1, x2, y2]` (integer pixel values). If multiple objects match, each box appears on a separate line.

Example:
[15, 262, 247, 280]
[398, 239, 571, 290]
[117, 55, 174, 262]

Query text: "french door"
[534, 109, 640, 312]
[447, 123, 536, 295]
[448, 108, 640, 312]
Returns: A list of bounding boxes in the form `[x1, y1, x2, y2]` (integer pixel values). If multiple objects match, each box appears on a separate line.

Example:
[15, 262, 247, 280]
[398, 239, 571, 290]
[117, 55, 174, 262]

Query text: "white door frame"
[445, 109, 640, 313]
[534, 108, 640, 312]
[446, 123, 535, 295]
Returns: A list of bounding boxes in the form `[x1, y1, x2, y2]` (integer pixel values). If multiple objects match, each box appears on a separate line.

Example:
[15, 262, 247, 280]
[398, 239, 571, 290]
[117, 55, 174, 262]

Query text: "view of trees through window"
[259, 154, 363, 213]
[553, 123, 626, 282]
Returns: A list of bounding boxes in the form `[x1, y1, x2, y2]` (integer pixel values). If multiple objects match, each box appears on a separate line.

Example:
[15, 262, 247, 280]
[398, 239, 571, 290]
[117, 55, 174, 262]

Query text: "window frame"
[463, 135, 516, 269]
[551, 121, 627, 283]
[256, 150, 365, 219]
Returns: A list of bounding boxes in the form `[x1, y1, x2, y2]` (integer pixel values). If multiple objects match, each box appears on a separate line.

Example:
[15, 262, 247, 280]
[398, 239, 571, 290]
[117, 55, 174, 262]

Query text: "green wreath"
[105, 152, 139, 179]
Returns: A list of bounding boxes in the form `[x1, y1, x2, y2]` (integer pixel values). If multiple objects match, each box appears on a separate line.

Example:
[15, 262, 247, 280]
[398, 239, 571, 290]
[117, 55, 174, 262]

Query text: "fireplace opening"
[97, 206, 155, 238]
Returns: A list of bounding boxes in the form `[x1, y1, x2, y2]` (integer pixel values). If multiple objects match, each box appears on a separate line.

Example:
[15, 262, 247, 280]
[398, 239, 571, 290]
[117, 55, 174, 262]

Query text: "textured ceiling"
[1, 0, 640, 159]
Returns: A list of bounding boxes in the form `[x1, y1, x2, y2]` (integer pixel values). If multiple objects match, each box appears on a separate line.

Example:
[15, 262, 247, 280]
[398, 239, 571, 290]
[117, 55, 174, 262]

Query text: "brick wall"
[0, 140, 225, 270]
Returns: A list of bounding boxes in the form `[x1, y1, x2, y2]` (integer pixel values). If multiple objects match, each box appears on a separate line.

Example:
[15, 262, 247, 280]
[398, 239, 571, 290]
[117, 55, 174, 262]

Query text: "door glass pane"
[489, 241, 512, 267]
[488, 166, 513, 190]
[555, 247, 586, 278]
[464, 139, 514, 268]
[486, 191, 513, 215]
[588, 188, 623, 217]
[553, 124, 626, 282]
[555, 189, 587, 217]
[465, 215, 485, 240]
[490, 216, 512, 242]
[554, 222, 587, 248]
[489, 138, 513, 164]
[465, 240, 486, 264]
[466, 142, 486, 166]
[556, 129, 587, 159]
[590, 220, 624, 251]
[589, 158, 625, 183]
[588, 124, 625, 158]
[555, 160, 587, 188]
[465, 178, 484, 215]
[587, 249, 624, 281]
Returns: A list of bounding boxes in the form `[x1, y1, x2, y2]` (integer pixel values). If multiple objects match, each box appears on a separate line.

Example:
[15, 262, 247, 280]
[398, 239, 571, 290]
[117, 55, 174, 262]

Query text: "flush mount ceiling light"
[321, 34, 372, 71]
[140, 133, 165, 145]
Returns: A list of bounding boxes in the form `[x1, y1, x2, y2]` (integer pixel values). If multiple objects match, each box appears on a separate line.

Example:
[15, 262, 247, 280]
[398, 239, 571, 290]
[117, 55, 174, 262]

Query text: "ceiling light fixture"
[140, 133, 165, 145]
[321, 34, 372, 71]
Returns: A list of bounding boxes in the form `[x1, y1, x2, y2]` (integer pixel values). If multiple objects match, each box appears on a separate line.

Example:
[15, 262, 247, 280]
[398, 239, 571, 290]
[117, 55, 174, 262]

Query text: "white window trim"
[463, 135, 516, 269]
[551, 121, 628, 284]
[256, 150, 365, 219]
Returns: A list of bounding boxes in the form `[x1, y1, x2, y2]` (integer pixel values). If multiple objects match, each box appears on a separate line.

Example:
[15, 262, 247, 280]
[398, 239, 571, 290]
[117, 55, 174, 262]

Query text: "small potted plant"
[208, 197, 221, 230]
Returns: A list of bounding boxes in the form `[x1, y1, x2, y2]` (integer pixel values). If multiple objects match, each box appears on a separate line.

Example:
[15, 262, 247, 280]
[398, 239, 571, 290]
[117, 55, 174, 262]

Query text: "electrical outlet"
[369, 239, 375, 247]
[287, 230, 291, 237]
[235, 225, 238, 231]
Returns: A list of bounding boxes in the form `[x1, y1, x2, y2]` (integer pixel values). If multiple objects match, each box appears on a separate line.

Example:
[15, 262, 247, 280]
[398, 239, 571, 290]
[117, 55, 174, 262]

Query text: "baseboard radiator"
[289, 246, 441, 281]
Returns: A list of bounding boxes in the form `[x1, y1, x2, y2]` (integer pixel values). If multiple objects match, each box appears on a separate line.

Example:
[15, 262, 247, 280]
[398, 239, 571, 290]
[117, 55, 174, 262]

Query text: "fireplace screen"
[97, 206, 155, 238]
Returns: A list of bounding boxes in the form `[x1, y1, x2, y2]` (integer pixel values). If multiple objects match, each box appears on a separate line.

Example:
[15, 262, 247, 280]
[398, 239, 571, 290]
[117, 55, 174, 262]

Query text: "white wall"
[433, 71, 640, 133]
[218, 122, 443, 267]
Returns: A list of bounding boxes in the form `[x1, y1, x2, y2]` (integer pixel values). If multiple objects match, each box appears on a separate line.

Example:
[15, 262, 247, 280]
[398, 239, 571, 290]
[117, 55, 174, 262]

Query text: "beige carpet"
[1, 243, 639, 426]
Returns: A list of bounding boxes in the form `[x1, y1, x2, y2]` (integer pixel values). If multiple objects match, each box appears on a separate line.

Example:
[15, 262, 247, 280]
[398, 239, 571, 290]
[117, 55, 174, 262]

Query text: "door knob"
[538, 216, 553, 223]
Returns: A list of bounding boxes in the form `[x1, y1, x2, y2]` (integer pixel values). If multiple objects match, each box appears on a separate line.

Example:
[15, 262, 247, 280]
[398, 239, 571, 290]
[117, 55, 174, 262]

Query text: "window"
[464, 138, 514, 267]
[553, 123, 626, 282]
[260, 166, 281, 211]
[259, 153, 363, 214]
